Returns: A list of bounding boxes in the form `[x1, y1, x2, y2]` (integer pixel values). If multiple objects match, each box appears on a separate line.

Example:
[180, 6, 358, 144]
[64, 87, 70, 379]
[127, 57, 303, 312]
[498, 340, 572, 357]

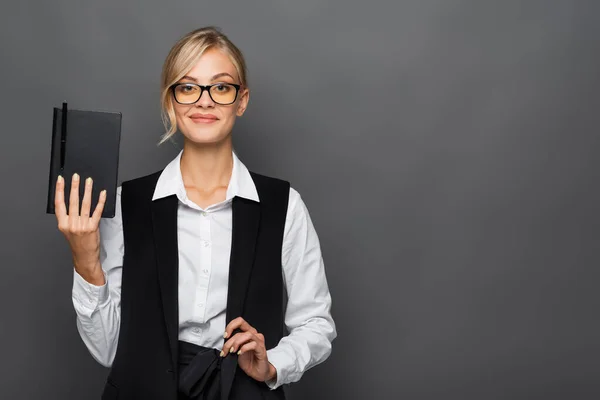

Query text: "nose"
[195, 88, 215, 107]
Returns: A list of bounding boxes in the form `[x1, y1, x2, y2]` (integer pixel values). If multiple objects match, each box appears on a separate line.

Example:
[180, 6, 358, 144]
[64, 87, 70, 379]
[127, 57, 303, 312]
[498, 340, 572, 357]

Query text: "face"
[172, 48, 249, 145]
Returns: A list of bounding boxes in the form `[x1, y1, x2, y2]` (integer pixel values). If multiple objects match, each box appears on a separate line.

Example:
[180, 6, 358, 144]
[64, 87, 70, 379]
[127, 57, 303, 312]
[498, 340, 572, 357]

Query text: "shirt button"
[203, 269, 209, 275]
[203, 241, 210, 247]
[192, 327, 200, 333]
[197, 303, 204, 308]
[201, 211, 208, 217]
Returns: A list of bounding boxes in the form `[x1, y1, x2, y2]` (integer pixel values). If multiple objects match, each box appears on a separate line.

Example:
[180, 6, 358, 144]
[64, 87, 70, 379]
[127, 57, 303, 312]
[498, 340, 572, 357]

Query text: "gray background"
[1, 1, 599, 399]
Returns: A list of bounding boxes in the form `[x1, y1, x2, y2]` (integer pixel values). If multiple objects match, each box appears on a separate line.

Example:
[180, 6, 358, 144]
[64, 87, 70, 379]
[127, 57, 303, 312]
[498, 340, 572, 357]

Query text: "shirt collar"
[152, 149, 260, 204]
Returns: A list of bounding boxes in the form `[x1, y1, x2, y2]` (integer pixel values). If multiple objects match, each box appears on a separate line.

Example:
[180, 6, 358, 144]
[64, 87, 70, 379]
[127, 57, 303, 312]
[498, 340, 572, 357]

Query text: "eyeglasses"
[170, 82, 242, 105]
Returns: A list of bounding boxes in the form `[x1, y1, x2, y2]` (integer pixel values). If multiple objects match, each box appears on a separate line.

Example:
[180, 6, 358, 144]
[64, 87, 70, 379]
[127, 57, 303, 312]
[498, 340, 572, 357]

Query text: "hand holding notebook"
[47, 102, 122, 285]
[54, 173, 107, 286]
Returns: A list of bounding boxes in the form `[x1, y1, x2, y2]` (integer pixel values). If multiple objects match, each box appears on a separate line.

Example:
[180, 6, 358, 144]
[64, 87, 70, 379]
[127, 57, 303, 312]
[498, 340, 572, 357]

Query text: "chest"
[175, 204, 233, 297]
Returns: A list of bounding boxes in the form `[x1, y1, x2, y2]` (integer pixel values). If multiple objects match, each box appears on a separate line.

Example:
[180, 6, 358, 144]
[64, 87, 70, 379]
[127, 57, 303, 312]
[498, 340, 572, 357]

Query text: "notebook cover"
[46, 105, 122, 218]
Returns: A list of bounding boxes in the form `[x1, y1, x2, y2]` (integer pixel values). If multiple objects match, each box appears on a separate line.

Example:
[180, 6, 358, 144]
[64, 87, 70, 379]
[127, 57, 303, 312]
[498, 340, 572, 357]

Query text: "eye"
[214, 83, 232, 92]
[180, 84, 196, 92]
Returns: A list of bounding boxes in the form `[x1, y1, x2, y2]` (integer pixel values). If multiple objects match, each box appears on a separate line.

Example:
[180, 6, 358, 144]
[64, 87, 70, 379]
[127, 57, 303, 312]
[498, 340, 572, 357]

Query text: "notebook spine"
[46, 107, 60, 214]
[60, 102, 68, 171]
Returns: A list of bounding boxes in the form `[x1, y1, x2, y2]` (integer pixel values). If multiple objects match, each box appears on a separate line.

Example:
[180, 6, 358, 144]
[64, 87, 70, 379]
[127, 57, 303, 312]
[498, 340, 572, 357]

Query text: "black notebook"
[46, 102, 122, 218]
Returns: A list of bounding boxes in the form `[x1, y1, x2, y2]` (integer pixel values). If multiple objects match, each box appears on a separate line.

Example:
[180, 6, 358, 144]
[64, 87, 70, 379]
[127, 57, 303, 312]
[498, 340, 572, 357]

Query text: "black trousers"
[177, 340, 286, 400]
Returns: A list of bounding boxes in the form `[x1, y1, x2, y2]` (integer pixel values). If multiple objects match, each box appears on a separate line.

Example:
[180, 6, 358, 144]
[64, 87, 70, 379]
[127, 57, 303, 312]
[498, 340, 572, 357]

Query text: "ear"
[236, 87, 250, 117]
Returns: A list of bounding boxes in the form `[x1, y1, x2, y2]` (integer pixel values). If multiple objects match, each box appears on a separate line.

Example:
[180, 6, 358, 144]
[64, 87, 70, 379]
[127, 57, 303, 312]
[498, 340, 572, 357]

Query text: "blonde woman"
[55, 26, 336, 400]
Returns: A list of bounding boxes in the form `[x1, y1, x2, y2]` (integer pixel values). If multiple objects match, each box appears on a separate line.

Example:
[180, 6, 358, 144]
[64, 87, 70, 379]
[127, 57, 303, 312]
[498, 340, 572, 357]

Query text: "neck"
[179, 137, 234, 192]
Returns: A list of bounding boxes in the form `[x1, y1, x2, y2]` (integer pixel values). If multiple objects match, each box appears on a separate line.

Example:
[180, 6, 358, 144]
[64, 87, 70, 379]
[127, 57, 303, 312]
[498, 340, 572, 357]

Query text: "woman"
[55, 26, 336, 400]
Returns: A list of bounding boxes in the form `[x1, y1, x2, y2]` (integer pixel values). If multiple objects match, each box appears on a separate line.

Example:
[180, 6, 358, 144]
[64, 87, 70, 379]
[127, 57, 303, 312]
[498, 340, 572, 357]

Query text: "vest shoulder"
[248, 170, 290, 189]
[121, 170, 163, 193]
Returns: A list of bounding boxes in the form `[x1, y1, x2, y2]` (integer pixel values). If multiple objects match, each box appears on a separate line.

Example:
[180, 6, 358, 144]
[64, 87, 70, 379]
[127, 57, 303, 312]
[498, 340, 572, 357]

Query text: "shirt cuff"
[265, 346, 297, 389]
[72, 268, 109, 317]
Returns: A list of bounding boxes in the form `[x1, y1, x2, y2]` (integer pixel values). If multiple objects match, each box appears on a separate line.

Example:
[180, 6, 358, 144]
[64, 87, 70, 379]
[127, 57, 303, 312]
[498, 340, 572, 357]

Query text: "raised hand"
[55, 173, 107, 285]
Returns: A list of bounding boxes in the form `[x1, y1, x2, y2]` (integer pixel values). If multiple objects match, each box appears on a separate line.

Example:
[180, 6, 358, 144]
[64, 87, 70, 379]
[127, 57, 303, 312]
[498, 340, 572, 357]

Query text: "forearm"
[72, 268, 120, 367]
[266, 315, 337, 388]
[74, 263, 105, 286]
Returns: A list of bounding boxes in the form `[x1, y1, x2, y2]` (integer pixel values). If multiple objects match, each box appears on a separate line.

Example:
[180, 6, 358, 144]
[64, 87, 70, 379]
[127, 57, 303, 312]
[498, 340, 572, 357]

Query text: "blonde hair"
[158, 26, 248, 145]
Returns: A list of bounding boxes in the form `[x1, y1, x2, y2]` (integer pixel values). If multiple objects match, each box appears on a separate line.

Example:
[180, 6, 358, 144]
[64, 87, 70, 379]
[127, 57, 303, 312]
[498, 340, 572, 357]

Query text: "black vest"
[100, 169, 290, 400]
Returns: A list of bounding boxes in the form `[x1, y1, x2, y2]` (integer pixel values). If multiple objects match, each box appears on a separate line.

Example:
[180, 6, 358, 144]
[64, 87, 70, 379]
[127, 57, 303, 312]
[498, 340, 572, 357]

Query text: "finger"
[91, 190, 107, 224]
[54, 175, 67, 222]
[221, 331, 257, 356]
[68, 173, 80, 217]
[238, 340, 260, 356]
[80, 177, 93, 218]
[222, 332, 253, 355]
[224, 317, 257, 339]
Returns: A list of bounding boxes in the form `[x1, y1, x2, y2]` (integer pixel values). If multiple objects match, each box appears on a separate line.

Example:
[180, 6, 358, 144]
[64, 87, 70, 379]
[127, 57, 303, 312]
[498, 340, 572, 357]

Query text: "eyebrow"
[181, 73, 236, 82]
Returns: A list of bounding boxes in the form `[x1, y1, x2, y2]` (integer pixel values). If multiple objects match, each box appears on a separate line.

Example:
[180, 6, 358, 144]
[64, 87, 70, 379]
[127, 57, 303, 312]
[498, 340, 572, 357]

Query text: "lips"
[189, 113, 218, 122]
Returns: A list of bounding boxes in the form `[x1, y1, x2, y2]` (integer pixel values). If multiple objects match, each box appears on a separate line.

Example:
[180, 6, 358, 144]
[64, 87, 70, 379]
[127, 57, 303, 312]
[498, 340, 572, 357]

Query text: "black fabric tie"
[178, 340, 236, 400]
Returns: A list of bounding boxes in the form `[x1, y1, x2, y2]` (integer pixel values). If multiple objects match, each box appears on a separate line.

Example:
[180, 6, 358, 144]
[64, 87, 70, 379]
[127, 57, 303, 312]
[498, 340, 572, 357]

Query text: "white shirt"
[71, 149, 337, 389]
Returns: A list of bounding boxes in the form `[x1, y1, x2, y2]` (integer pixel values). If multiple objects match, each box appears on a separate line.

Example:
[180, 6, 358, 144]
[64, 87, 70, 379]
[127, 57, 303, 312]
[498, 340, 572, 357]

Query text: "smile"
[189, 114, 219, 124]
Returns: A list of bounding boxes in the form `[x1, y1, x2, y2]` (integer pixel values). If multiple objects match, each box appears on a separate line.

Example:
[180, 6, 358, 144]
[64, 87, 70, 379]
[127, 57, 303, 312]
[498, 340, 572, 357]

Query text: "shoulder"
[118, 170, 163, 201]
[249, 170, 290, 190]
[285, 186, 306, 220]
[121, 170, 163, 192]
[256, 174, 305, 225]
[248, 170, 292, 206]
[247, 171, 308, 224]
[247, 170, 304, 204]
[116, 169, 164, 212]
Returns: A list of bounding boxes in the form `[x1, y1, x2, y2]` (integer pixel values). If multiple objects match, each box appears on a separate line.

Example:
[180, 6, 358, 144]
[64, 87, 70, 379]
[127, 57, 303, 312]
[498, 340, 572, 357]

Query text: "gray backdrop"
[1, 1, 599, 399]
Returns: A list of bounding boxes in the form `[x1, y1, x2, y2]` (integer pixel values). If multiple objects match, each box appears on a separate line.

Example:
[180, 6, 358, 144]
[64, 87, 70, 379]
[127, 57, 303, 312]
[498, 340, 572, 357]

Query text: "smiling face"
[172, 48, 249, 145]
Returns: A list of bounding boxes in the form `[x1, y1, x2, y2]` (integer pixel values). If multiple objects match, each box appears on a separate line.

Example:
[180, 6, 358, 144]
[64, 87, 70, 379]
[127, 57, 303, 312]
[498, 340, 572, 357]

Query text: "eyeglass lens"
[174, 83, 237, 104]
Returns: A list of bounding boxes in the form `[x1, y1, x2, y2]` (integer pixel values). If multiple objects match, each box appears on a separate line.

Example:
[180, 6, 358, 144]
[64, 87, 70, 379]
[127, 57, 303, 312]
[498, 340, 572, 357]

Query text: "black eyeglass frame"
[170, 82, 242, 105]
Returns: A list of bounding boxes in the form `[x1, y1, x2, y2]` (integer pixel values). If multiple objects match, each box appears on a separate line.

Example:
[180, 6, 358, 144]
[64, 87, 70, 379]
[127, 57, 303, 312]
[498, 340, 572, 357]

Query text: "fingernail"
[57, 175, 63, 183]
[73, 173, 79, 181]
[224, 331, 228, 338]
[86, 177, 92, 185]
[237, 350, 241, 355]
[219, 351, 224, 357]
[101, 190, 107, 196]
[229, 347, 235, 353]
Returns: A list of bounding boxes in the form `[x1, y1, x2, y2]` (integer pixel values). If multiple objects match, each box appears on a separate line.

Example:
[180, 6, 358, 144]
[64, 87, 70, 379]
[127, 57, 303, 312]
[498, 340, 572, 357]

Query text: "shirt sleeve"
[71, 186, 124, 367]
[266, 187, 337, 389]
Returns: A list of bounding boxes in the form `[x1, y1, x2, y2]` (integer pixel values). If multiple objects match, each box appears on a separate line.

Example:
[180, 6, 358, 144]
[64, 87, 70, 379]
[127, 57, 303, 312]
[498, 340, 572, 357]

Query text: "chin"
[182, 128, 229, 145]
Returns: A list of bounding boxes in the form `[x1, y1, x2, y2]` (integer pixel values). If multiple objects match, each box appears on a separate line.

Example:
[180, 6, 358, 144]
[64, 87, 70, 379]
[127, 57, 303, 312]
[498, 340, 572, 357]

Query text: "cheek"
[175, 114, 185, 128]
[174, 105, 188, 122]
[174, 108, 194, 131]
[222, 109, 237, 122]
[215, 106, 238, 125]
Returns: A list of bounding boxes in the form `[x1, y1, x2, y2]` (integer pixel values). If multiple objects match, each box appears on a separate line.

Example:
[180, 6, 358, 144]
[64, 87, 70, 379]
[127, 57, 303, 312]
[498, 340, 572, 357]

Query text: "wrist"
[75, 263, 105, 286]
[266, 362, 277, 382]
